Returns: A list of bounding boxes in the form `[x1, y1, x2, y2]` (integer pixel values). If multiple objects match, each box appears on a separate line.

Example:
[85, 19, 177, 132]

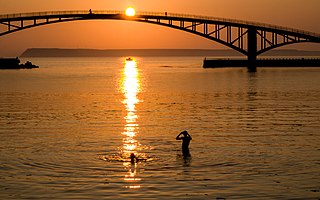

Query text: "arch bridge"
[1, 10, 320, 65]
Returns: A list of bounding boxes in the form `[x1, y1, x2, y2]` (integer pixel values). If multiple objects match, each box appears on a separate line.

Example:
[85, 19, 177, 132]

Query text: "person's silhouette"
[176, 130, 192, 157]
[130, 153, 138, 164]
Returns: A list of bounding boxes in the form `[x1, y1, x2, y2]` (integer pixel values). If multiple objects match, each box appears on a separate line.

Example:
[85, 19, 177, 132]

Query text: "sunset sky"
[0, 0, 319, 56]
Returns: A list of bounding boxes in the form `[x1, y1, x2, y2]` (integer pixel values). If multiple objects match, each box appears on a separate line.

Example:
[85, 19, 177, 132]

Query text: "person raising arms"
[176, 130, 192, 157]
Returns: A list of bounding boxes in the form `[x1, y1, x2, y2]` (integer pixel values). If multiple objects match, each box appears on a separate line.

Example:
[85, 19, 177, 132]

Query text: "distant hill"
[21, 48, 242, 57]
[20, 48, 320, 57]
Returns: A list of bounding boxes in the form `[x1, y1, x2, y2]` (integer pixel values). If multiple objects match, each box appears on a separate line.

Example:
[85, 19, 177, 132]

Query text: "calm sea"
[0, 57, 319, 199]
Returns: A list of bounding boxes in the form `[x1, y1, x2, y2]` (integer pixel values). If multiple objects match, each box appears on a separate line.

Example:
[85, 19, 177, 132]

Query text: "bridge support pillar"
[247, 28, 257, 72]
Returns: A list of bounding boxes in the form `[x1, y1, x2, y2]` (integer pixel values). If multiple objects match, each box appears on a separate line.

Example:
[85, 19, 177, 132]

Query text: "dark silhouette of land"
[20, 48, 320, 58]
[20, 48, 241, 57]
[0, 57, 39, 69]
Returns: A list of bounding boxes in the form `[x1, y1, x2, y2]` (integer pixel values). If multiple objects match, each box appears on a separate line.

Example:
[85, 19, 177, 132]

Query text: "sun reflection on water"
[120, 58, 142, 188]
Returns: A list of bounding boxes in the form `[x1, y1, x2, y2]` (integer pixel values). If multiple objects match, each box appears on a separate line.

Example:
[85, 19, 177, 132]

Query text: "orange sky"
[0, 0, 319, 56]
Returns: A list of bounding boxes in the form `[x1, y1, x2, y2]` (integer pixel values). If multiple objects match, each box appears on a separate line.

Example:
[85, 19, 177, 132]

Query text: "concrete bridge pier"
[247, 28, 257, 72]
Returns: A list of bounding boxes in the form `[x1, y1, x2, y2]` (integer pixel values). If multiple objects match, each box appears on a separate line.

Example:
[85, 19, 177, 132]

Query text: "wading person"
[176, 130, 192, 157]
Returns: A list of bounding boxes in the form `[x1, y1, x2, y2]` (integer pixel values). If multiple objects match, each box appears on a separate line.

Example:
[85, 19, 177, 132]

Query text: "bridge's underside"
[1, 10, 320, 70]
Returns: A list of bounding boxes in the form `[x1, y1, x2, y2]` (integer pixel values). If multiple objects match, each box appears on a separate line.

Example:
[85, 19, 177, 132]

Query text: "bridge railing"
[1, 10, 319, 38]
[0, 10, 124, 19]
[138, 11, 320, 38]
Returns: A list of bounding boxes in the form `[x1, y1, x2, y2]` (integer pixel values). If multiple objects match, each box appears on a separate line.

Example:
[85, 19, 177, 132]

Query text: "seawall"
[203, 58, 320, 68]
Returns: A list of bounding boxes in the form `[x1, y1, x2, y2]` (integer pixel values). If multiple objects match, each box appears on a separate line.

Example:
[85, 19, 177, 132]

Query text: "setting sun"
[125, 7, 136, 17]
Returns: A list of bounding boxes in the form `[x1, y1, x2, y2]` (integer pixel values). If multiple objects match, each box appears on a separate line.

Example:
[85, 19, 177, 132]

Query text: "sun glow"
[125, 7, 136, 17]
[120, 58, 142, 189]
[120, 58, 140, 154]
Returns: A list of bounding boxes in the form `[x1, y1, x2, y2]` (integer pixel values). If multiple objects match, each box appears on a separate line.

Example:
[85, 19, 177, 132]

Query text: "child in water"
[130, 153, 138, 164]
[130, 153, 148, 164]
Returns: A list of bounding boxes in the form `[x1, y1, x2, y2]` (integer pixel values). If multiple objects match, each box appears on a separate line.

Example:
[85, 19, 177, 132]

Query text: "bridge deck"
[1, 10, 319, 38]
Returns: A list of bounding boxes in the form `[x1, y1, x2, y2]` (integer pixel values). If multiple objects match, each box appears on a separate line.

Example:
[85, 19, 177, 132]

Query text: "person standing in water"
[176, 130, 192, 157]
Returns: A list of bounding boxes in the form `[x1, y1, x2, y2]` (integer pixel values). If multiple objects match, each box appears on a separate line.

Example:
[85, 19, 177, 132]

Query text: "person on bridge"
[176, 130, 192, 157]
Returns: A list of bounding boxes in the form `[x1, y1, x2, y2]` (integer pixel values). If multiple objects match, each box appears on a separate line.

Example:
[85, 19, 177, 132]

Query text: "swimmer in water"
[176, 130, 192, 157]
[130, 153, 148, 164]
[130, 153, 138, 164]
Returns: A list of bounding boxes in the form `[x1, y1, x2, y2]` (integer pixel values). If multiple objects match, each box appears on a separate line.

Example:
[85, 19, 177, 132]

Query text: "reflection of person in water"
[176, 130, 192, 157]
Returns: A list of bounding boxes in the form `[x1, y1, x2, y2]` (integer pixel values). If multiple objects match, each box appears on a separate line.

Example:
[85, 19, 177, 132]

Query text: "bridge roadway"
[1, 10, 320, 70]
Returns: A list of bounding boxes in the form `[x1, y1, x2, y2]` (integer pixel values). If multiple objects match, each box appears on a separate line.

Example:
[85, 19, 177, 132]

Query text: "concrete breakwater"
[203, 58, 320, 68]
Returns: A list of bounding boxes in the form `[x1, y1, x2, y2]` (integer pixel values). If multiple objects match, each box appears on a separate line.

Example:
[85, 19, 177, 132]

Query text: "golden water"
[0, 57, 319, 199]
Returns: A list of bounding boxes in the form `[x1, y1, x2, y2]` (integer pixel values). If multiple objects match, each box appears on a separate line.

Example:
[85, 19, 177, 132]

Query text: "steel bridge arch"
[1, 10, 320, 60]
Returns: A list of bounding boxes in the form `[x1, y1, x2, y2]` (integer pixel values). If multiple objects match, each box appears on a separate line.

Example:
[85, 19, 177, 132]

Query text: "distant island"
[20, 48, 320, 57]
[21, 48, 242, 57]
